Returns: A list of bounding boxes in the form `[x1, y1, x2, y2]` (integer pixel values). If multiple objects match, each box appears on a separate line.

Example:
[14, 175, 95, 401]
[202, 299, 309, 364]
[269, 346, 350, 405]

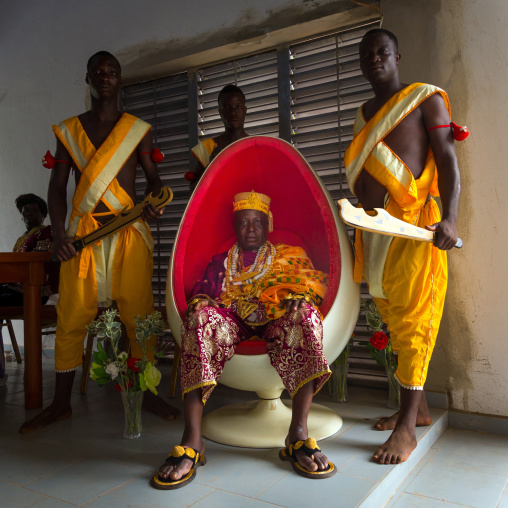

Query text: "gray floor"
[1, 356, 508, 508]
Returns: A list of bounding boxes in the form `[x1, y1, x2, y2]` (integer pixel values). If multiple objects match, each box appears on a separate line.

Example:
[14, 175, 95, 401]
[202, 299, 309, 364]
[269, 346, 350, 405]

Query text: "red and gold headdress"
[233, 191, 273, 232]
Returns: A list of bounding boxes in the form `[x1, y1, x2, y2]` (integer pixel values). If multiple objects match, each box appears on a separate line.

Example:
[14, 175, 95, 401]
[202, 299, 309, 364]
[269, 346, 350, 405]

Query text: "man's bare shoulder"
[419, 92, 450, 120]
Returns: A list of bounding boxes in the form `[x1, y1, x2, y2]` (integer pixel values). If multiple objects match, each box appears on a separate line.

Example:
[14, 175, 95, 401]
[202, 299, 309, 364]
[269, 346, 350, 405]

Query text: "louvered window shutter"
[289, 22, 386, 387]
[122, 19, 385, 386]
[121, 73, 191, 308]
[196, 50, 279, 139]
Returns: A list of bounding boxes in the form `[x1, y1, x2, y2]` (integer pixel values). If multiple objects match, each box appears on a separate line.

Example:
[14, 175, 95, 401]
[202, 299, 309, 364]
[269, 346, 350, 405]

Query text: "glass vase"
[330, 360, 348, 403]
[121, 390, 143, 439]
[386, 368, 401, 410]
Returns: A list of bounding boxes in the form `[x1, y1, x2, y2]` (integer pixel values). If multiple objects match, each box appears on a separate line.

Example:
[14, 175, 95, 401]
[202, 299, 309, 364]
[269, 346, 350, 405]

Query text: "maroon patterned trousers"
[180, 303, 331, 404]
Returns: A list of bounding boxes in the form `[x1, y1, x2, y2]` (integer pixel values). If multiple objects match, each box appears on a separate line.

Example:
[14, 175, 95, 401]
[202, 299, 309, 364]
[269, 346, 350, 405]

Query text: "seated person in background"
[0, 193, 53, 306]
[187, 85, 249, 190]
[151, 191, 336, 490]
[0, 193, 53, 386]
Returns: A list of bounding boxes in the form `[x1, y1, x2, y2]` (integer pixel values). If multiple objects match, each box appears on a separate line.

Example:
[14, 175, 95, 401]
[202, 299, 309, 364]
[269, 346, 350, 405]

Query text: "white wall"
[382, 0, 508, 417]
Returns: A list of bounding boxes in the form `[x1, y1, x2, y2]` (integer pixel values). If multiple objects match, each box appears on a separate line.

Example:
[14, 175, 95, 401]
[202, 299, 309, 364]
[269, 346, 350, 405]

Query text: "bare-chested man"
[20, 51, 179, 433]
[188, 84, 249, 190]
[344, 29, 461, 464]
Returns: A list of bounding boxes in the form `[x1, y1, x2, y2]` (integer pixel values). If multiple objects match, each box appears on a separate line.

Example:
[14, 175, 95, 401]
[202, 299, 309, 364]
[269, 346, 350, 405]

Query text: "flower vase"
[386, 368, 400, 410]
[121, 390, 143, 439]
[330, 360, 348, 403]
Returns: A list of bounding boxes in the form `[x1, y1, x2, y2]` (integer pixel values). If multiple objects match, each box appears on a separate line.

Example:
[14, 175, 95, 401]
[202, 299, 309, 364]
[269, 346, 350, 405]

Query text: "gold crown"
[233, 191, 273, 232]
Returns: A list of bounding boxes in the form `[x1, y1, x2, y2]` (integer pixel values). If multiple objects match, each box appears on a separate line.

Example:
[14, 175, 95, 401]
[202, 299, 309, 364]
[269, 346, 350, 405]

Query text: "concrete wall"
[382, 0, 508, 417]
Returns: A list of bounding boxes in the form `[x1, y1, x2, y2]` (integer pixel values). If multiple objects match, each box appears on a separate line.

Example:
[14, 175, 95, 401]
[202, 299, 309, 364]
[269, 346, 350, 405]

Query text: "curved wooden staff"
[52, 187, 173, 261]
[337, 198, 463, 249]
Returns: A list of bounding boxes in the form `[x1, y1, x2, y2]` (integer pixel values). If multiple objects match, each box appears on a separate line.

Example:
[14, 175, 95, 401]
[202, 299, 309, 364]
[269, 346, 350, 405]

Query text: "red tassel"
[184, 171, 196, 182]
[151, 148, 164, 163]
[140, 148, 165, 163]
[451, 121, 469, 141]
[42, 150, 71, 169]
[427, 122, 469, 141]
[42, 150, 56, 169]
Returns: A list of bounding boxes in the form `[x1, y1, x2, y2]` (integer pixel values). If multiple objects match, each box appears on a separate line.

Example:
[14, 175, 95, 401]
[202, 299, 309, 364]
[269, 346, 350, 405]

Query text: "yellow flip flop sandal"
[279, 438, 336, 479]
[150, 445, 207, 490]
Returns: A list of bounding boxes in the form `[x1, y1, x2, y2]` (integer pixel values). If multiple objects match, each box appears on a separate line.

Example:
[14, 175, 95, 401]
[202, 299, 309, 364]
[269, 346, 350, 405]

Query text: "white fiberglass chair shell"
[166, 136, 360, 447]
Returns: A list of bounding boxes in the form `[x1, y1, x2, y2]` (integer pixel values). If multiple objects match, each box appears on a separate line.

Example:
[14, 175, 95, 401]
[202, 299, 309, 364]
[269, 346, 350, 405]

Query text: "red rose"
[370, 331, 389, 350]
[127, 357, 140, 373]
[115, 378, 133, 392]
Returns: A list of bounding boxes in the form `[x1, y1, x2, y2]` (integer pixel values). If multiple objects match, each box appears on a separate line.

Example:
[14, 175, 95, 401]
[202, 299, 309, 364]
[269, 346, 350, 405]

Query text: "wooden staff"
[337, 198, 462, 248]
[52, 187, 173, 261]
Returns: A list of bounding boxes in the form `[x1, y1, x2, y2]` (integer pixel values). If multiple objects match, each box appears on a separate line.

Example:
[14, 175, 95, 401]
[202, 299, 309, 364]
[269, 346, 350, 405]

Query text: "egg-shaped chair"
[166, 136, 360, 447]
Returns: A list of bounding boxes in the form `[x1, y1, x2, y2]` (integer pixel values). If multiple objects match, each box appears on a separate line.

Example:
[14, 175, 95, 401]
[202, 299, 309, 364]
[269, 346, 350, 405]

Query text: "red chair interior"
[172, 137, 341, 354]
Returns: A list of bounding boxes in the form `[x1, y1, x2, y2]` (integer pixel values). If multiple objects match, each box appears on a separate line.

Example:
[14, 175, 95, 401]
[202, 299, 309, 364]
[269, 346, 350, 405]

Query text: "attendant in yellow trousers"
[20, 51, 180, 434]
[344, 29, 461, 464]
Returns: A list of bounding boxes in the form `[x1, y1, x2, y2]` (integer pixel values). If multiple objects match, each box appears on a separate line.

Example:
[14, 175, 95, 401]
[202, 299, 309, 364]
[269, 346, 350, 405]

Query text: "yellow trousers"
[373, 198, 448, 389]
[55, 226, 155, 372]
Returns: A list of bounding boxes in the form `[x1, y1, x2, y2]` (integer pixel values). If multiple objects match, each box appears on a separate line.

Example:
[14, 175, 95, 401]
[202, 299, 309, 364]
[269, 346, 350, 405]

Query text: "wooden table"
[0, 252, 52, 408]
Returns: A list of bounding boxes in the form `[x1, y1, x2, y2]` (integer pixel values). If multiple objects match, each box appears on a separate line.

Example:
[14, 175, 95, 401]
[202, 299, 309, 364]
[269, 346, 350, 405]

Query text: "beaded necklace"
[224, 241, 276, 291]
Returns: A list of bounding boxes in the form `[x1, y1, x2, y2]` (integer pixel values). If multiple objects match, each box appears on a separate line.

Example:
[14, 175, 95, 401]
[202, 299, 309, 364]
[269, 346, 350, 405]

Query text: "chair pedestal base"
[202, 397, 342, 448]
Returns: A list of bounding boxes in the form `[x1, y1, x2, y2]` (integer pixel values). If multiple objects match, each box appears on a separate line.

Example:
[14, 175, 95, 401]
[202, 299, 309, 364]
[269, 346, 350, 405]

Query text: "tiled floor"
[1, 356, 508, 508]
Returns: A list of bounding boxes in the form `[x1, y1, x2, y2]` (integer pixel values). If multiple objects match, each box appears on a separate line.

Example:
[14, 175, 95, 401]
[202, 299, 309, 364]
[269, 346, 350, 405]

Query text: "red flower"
[370, 331, 389, 350]
[115, 378, 133, 392]
[127, 357, 141, 373]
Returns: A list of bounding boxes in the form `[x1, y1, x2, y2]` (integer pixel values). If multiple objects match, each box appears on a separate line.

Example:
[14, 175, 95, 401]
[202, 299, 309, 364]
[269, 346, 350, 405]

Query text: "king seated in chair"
[151, 191, 337, 490]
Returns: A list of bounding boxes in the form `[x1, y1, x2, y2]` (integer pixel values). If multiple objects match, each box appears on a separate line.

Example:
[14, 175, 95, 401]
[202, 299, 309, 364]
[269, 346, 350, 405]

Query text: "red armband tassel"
[140, 148, 165, 163]
[427, 122, 469, 141]
[451, 121, 469, 141]
[42, 150, 72, 169]
[151, 148, 164, 163]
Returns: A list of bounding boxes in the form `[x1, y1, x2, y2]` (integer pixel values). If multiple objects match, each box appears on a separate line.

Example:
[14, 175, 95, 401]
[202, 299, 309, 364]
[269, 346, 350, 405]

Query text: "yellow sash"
[344, 83, 450, 208]
[190, 138, 217, 168]
[344, 83, 451, 298]
[53, 113, 153, 278]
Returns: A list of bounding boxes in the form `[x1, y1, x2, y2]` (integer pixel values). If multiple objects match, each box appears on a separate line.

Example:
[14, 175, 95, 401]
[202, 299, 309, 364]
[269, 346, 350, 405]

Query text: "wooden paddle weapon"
[337, 198, 463, 249]
[52, 187, 173, 261]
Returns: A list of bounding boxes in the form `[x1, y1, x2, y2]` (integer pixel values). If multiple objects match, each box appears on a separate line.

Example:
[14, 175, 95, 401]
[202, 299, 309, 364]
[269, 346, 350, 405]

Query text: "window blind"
[196, 50, 279, 139]
[121, 73, 190, 308]
[122, 18, 385, 386]
[288, 22, 386, 386]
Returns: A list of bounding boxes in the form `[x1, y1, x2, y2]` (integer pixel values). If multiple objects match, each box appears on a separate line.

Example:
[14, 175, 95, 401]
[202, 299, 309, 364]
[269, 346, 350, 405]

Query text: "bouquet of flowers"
[86, 309, 167, 438]
[86, 309, 165, 394]
[361, 299, 400, 408]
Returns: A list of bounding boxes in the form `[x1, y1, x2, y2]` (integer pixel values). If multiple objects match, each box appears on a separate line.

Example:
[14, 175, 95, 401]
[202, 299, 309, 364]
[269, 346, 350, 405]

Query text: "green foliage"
[361, 299, 383, 333]
[362, 299, 398, 386]
[87, 310, 167, 395]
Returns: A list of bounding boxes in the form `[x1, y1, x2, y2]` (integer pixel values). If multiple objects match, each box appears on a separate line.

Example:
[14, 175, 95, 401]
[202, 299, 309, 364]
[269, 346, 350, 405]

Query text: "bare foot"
[373, 427, 416, 464]
[286, 436, 329, 472]
[158, 440, 205, 481]
[375, 411, 432, 431]
[143, 390, 180, 420]
[19, 404, 72, 434]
